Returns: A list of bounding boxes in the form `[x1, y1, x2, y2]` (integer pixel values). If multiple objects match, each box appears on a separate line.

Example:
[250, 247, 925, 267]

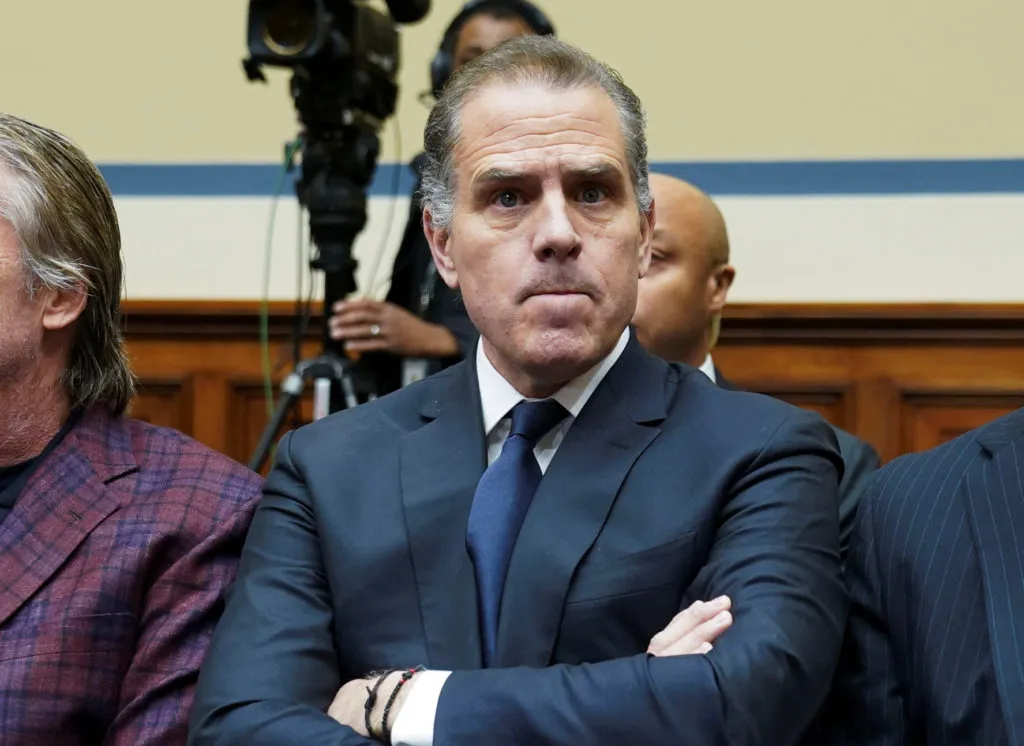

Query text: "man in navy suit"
[821, 407, 1024, 744]
[190, 36, 848, 746]
[631, 172, 881, 563]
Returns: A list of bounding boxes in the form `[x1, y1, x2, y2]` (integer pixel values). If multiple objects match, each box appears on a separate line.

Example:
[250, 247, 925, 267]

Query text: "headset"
[429, 0, 556, 99]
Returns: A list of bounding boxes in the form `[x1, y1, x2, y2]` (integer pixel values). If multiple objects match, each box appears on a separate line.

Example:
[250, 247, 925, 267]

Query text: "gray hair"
[0, 113, 135, 415]
[421, 35, 652, 229]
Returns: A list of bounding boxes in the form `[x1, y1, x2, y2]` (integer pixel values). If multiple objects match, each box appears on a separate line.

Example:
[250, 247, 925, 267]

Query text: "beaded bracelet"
[381, 665, 426, 745]
[363, 669, 399, 739]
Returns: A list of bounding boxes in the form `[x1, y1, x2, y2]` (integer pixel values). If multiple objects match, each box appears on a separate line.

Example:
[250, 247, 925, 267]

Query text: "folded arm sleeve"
[187, 432, 373, 746]
[434, 411, 849, 746]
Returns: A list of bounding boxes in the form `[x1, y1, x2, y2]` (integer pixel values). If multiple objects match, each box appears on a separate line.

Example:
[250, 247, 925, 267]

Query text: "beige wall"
[4, 1, 1023, 302]
[5, 0, 1023, 163]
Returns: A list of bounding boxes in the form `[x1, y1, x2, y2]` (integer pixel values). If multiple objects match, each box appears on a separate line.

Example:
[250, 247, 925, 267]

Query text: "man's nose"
[532, 192, 582, 261]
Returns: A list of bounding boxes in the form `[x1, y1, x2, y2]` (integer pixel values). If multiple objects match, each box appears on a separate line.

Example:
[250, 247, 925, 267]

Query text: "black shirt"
[363, 154, 480, 396]
[0, 409, 82, 526]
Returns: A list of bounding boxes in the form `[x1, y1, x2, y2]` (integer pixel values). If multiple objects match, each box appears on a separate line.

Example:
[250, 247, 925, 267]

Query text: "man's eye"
[496, 190, 519, 208]
[579, 186, 605, 204]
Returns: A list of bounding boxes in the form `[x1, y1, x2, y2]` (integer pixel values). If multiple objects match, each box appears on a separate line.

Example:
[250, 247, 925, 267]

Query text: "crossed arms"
[188, 411, 847, 746]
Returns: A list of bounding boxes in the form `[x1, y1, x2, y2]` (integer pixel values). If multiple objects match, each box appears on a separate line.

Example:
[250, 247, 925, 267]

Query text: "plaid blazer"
[0, 406, 262, 745]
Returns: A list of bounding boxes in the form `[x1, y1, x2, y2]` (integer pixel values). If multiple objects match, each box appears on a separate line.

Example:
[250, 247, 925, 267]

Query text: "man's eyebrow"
[569, 163, 622, 180]
[471, 168, 528, 187]
[472, 163, 624, 187]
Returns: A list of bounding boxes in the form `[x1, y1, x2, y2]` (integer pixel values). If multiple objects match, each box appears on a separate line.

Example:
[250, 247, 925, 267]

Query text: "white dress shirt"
[389, 328, 630, 746]
[699, 353, 716, 383]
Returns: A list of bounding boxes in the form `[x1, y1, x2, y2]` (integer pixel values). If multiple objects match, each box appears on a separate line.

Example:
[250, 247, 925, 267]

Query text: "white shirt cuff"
[389, 670, 452, 746]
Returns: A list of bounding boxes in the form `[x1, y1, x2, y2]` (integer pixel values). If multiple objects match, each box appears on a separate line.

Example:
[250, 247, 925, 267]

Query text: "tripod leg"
[339, 374, 359, 410]
[313, 378, 332, 421]
[248, 373, 304, 472]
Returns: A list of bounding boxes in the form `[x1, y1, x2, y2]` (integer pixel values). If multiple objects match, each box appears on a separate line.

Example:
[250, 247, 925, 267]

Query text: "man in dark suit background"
[190, 36, 848, 746]
[631, 172, 881, 561]
[327, 1, 555, 395]
[820, 406, 1024, 744]
[0, 114, 262, 744]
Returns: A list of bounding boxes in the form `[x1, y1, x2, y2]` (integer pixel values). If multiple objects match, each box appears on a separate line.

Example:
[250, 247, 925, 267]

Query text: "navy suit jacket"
[189, 333, 848, 746]
[822, 406, 1024, 745]
[716, 369, 881, 561]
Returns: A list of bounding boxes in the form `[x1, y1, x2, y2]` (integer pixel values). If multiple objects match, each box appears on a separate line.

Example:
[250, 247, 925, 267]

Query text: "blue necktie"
[467, 398, 569, 666]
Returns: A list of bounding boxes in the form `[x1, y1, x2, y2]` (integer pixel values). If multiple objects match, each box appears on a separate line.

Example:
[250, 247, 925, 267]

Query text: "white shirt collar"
[477, 327, 631, 435]
[699, 353, 717, 383]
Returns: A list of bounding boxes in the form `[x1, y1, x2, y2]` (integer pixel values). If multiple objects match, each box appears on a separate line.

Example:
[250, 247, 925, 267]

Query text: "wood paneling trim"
[121, 300, 325, 339]
[120, 301, 1024, 343]
[719, 303, 1024, 343]
[121, 301, 1024, 466]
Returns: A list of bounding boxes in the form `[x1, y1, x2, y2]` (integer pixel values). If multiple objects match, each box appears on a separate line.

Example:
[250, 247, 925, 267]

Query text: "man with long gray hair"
[191, 36, 846, 746]
[0, 113, 262, 745]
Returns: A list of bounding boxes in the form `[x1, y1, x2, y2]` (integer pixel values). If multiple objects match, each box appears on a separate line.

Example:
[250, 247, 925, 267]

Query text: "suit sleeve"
[434, 411, 849, 746]
[105, 464, 263, 746]
[820, 475, 908, 745]
[187, 433, 374, 746]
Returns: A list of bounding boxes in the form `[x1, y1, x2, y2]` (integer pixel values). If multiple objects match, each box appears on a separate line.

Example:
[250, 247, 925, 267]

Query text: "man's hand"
[329, 299, 460, 358]
[328, 670, 421, 739]
[648, 596, 733, 656]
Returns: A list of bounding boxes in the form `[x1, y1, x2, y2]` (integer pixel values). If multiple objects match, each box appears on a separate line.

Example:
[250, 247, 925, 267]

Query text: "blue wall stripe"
[98, 158, 1024, 198]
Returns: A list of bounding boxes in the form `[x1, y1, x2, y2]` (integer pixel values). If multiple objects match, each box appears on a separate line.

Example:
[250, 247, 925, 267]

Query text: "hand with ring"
[329, 299, 460, 359]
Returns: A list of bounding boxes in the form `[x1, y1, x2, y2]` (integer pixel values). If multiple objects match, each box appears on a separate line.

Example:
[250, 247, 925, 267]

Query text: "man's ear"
[637, 199, 655, 278]
[423, 208, 459, 289]
[708, 264, 736, 313]
[40, 283, 88, 332]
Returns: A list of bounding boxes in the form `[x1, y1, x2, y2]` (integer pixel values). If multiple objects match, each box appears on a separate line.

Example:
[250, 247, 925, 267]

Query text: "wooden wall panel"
[899, 393, 1024, 455]
[128, 378, 192, 433]
[121, 301, 1024, 468]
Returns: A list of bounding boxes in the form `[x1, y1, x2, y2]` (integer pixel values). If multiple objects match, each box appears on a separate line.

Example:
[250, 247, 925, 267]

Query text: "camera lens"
[262, 0, 317, 56]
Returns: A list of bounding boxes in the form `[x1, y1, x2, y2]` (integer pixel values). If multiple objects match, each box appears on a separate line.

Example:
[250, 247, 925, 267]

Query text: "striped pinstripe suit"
[822, 407, 1024, 745]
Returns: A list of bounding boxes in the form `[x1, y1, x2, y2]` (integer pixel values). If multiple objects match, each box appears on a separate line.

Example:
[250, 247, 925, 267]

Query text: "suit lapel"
[495, 337, 671, 667]
[963, 411, 1024, 744]
[0, 408, 133, 626]
[400, 362, 487, 669]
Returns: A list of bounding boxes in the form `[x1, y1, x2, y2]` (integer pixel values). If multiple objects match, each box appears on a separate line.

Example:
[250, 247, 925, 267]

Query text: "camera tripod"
[247, 347, 370, 473]
[246, 127, 382, 473]
[247, 269, 382, 474]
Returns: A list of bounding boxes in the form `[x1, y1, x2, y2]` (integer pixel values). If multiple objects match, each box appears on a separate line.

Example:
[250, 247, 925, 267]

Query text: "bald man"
[632, 173, 881, 562]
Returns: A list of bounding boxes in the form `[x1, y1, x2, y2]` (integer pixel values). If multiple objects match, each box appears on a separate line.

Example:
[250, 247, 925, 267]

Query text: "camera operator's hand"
[330, 299, 461, 359]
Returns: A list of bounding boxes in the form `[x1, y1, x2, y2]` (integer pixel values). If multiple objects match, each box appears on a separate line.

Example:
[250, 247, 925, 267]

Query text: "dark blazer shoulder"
[681, 364, 829, 426]
[666, 362, 843, 470]
[832, 426, 879, 463]
[868, 408, 1024, 511]
[873, 422, 987, 495]
[854, 413, 1009, 549]
[286, 361, 469, 453]
[831, 425, 880, 485]
[606, 335, 814, 439]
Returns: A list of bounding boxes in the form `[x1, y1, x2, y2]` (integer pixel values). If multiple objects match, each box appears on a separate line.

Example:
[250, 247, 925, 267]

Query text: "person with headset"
[328, 0, 556, 396]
